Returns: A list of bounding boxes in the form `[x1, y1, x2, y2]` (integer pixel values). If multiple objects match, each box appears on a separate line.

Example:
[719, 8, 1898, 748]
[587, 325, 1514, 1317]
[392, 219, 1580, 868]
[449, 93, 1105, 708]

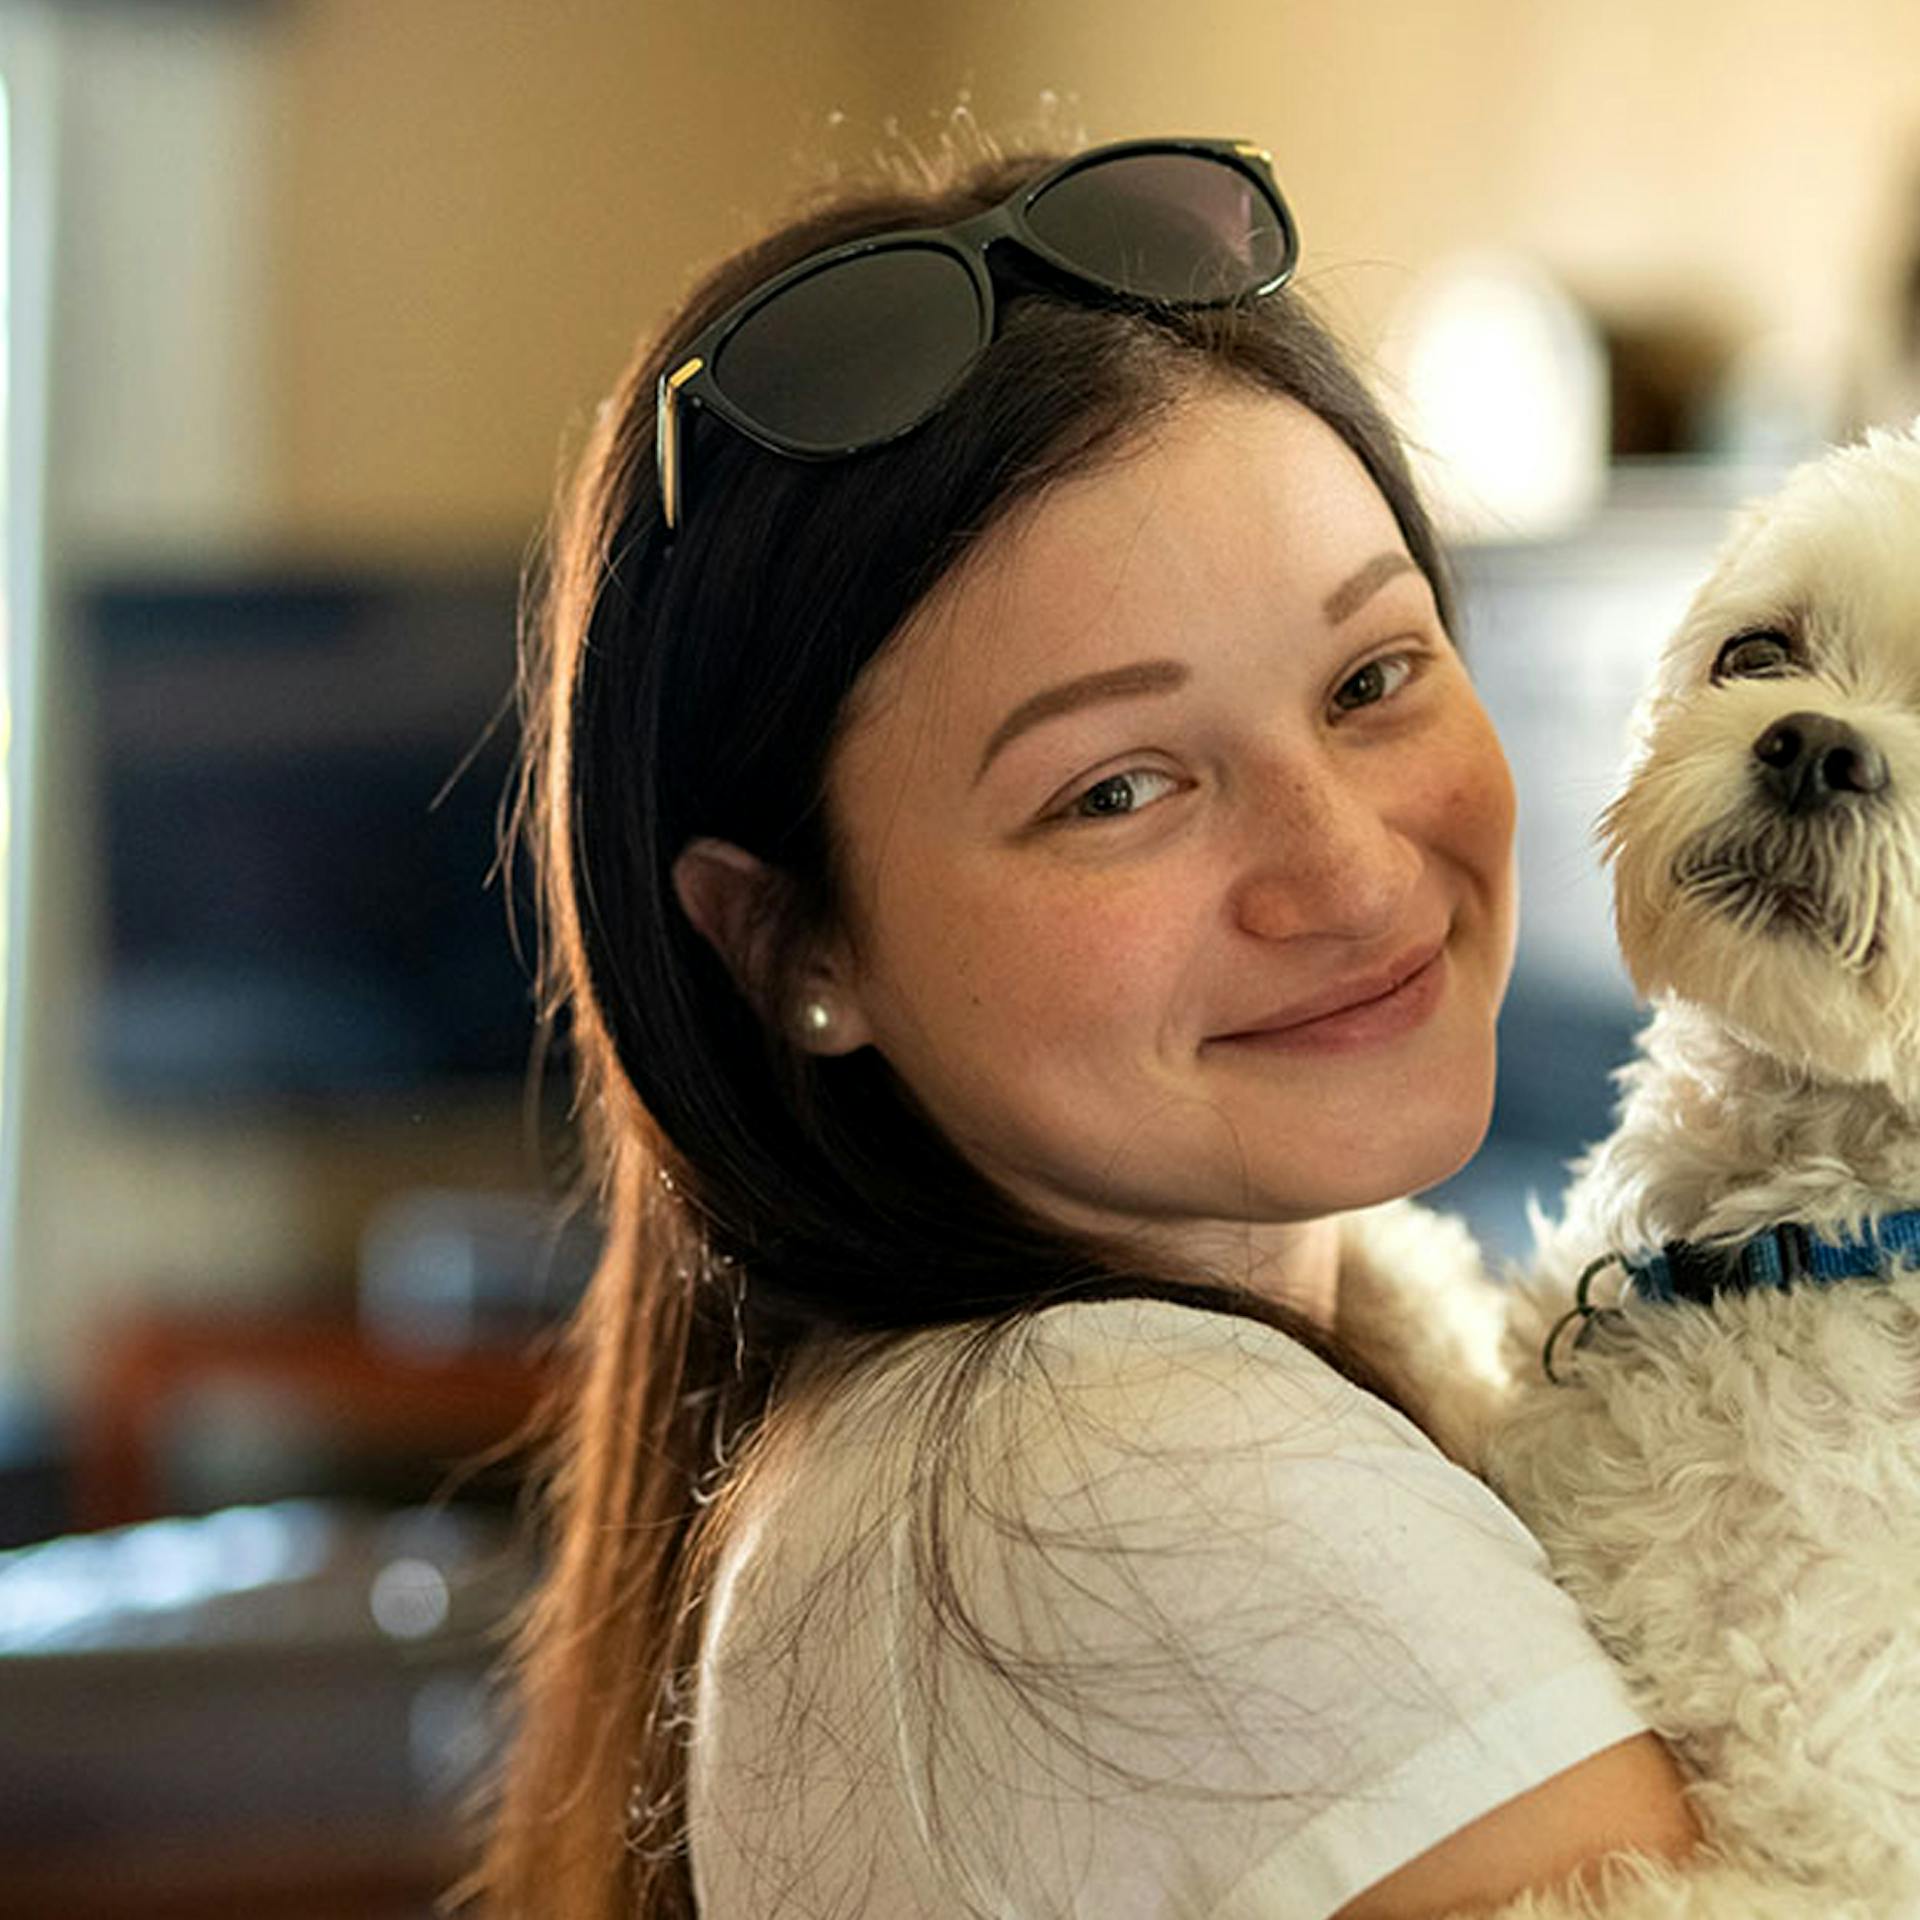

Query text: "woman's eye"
[1712, 630, 1797, 681]
[1331, 652, 1417, 713]
[1062, 767, 1180, 824]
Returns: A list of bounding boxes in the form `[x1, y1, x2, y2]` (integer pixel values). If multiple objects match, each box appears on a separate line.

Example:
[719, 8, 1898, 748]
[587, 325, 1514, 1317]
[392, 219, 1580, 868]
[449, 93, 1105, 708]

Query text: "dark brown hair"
[458, 141, 1461, 1919]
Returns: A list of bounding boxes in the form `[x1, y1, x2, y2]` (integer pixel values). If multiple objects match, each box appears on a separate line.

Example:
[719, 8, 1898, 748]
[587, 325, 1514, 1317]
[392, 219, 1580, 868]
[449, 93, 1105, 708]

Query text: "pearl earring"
[801, 999, 832, 1037]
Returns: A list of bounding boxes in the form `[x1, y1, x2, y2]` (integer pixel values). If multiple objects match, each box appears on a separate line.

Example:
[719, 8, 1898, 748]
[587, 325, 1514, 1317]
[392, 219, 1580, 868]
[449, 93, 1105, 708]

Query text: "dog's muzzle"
[1753, 710, 1889, 816]
[1670, 707, 1892, 968]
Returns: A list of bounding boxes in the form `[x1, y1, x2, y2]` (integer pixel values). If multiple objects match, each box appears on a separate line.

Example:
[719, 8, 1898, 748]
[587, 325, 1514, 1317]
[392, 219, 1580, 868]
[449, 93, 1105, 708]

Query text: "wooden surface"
[0, 1819, 470, 1920]
[70, 1308, 551, 1530]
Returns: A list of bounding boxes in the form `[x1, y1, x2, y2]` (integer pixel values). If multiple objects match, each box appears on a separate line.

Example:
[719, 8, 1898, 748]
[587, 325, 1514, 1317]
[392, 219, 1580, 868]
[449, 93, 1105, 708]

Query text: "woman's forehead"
[836, 388, 1405, 761]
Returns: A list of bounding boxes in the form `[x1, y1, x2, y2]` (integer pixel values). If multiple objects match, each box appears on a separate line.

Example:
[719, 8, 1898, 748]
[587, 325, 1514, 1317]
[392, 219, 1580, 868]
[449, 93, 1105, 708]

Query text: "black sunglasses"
[655, 136, 1298, 534]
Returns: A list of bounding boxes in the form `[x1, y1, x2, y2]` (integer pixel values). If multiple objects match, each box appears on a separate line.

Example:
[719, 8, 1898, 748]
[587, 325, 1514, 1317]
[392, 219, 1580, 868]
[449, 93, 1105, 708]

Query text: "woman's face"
[816, 383, 1518, 1239]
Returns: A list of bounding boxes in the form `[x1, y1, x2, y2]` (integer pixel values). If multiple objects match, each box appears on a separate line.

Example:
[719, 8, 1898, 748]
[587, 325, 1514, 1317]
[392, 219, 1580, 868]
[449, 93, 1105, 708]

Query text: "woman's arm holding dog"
[1333, 1731, 1705, 1919]
[1335, 1732, 1891, 1920]
[1327, 1209, 1896, 1915]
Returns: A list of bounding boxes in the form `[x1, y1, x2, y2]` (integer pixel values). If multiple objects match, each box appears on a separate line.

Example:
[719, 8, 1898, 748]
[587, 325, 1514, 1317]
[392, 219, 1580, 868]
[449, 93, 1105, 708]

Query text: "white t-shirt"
[688, 1295, 1647, 1919]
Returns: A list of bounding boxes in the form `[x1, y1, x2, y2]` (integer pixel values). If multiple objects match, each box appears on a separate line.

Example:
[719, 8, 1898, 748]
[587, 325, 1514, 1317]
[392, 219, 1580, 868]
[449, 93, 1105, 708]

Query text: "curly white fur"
[1335, 1202, 1920, 1917]
[1465, 420, 1920, 1917]
[1470, 1848, 1900, 1918]
[1329, 424, 1920, 1916]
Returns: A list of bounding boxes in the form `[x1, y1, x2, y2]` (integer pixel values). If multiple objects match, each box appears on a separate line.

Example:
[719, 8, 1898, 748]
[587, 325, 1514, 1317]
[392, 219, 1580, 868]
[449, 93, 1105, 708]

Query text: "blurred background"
[3, 0, 1920, 1911]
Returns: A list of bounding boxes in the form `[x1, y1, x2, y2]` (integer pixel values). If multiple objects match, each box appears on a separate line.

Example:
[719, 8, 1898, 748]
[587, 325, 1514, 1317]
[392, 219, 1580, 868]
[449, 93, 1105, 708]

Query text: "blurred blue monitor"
[78, 570, 551, 1112]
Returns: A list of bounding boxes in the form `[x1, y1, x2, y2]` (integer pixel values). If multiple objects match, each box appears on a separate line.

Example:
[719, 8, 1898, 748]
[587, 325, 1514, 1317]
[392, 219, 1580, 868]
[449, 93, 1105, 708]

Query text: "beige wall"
[917, 0, 1920, 396]
[266, 0, 941, 555]
[17, 0, 1920, 1399]
[106, 0, 1920, 565]
[107, 0, 1920, 561]
[16, 0, 949, 1396]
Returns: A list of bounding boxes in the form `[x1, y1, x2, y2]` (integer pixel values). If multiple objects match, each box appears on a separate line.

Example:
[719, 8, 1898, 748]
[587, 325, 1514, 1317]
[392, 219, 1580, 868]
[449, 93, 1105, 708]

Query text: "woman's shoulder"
[786, 1286, 1486, 1582]
[716, 1280, 1640, 1819]
[1014, 1289, 1443, 1463]
[798, 1286, 1436, 1485]
[743, 1226, 1537, 1624]
[978, 1293, 1541, 1577]
[697, 1264, 1652, 1920]
[1028, 1287, 1420, 1400]
[728, 1287, 1542, 1664]
[796, 1193, 1506, 1471]
[951, 1197, 1513, 1476]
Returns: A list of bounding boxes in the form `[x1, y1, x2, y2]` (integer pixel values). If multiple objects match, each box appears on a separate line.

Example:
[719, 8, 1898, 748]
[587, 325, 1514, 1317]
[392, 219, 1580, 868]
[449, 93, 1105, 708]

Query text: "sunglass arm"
[657, 356, 705, 533]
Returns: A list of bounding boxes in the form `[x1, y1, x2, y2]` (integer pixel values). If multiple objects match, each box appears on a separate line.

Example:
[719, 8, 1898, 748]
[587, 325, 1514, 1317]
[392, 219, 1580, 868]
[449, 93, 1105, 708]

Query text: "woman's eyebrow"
[1324, 550, 1419, 624]
[971, 553, 1422, 789]
[972, 659, 1189, 787]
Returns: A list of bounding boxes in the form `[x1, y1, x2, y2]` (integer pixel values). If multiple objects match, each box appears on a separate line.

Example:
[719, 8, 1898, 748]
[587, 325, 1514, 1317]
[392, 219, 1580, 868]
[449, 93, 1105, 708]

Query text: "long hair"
[457, 142, 1462, 1919]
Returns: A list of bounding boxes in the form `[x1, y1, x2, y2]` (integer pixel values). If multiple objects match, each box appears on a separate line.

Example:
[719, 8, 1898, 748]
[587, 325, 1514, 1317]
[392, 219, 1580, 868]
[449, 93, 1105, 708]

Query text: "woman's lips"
[1210, 943, 1449, 1053]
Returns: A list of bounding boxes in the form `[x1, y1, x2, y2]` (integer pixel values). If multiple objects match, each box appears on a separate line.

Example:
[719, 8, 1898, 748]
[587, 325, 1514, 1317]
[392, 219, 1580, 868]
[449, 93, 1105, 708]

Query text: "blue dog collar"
[1624, 1209, 1920, 1303]
[1542, 1208, 1920, 1383]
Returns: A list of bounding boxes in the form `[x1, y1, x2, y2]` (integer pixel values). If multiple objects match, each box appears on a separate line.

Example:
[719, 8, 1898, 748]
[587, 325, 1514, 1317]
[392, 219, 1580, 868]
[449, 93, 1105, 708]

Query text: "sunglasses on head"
[655, 136, 1299, 534]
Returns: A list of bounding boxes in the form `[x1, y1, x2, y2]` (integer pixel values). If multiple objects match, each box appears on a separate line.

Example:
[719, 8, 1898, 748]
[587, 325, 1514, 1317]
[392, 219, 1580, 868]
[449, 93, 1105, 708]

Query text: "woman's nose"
[1228, 760, 1421, 942]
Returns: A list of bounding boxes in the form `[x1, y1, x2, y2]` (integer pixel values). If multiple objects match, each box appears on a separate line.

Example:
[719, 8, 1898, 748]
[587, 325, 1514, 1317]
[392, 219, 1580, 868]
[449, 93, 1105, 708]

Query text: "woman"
[463, 137, 1703, 1918]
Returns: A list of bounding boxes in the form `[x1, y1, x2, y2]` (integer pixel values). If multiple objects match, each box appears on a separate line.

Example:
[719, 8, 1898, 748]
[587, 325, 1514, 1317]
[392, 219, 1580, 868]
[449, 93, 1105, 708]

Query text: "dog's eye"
[1711, 630, 1797, 681]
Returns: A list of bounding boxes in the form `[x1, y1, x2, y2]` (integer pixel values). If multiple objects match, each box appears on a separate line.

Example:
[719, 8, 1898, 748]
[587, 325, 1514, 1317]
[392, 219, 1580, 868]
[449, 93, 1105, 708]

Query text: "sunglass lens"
[711, 245, 986, 453]
[1024, 153, 1290, 303]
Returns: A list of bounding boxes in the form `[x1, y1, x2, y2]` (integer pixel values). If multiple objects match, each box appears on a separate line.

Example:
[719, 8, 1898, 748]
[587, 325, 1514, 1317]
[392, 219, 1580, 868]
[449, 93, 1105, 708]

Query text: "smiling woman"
[461, 138, 1711, 1920]
[791, 386, 1517, 1291]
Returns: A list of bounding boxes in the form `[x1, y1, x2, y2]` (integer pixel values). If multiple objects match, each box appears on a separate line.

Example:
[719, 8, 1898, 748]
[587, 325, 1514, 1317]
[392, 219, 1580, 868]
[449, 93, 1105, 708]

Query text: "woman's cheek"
[1069, 895, 1204, 1040]
[1442, 710, 1517, 862]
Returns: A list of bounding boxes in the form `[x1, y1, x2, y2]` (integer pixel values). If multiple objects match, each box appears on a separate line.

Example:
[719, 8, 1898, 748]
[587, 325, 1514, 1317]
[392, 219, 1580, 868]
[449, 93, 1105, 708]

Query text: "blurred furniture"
[2, 1825, 462, 1920]
[78, 570, 543, 1116]
[71, 1307, 553, 1532]
[0, 1383, 68, 1547]
[0, 1498, 532, 1920]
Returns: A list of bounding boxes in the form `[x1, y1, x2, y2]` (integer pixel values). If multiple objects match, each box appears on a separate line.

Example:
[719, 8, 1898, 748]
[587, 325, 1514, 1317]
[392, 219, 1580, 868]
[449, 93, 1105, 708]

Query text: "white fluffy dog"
[1461, 419, 1920, 1916]
[1328, 421, 1920, 1916]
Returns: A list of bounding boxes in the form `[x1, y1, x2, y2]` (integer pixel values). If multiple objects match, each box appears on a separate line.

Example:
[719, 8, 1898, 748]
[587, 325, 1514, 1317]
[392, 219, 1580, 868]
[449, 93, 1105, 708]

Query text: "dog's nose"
[1751, 711, 1889, 814]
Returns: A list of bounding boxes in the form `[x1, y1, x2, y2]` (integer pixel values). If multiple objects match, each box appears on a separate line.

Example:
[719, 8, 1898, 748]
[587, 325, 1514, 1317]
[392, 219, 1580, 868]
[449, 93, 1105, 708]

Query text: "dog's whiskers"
[1672, 827, 1887, 975]
[1839, 857, 1882, 971]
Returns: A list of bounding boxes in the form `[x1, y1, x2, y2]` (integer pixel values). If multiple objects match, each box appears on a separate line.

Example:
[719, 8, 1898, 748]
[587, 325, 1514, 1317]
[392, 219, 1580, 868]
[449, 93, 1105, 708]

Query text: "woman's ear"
[671, 837, 874, 1056]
